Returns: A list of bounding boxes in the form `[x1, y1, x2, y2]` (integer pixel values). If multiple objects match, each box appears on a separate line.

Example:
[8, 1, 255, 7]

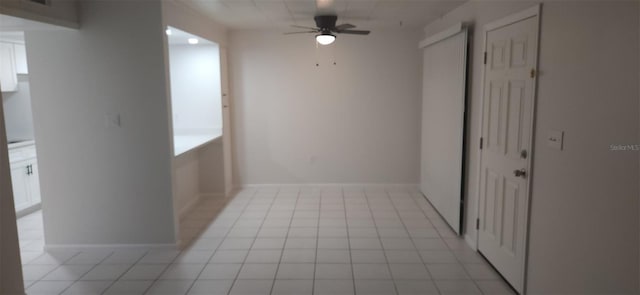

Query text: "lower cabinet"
[9, 143, 41, 214]
[10, 162, 30, 211]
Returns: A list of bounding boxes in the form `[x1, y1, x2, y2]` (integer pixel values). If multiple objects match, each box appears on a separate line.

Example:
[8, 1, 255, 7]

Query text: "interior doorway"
[0, 13, 76, 292]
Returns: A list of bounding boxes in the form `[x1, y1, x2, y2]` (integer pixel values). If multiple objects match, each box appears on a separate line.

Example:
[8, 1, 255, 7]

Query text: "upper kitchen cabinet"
[0, 0, 79, 30]
[0, 40, 28, 92]
[0, 42, 18, 92]
[13, 43, 27, 74]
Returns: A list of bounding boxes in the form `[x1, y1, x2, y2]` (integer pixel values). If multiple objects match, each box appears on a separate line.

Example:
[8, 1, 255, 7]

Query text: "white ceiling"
[178, 0, 467, 30]
[167, 26, 218, 45]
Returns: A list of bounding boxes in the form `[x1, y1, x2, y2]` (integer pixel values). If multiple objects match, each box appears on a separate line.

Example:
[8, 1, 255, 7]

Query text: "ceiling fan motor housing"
[314, 15, 338, 29]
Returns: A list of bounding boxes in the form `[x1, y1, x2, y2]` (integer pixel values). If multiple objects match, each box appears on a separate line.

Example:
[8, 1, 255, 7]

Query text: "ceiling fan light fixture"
[316, 33, 336, 45]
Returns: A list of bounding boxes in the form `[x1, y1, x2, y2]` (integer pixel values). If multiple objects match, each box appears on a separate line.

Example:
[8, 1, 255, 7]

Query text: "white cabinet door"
[28, 162, 41, 204]
[0, 42, 18, 92]
[10, 163, 30, 211]
[14, 43, 28, 74]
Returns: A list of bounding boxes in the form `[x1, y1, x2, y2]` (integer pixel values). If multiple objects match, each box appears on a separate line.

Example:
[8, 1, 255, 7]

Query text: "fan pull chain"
[315, 40, 320, 67]
[332, 42, 337, 66]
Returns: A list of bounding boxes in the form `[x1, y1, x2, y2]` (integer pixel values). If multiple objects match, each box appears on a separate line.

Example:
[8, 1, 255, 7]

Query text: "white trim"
[200, 193, 225, 198]
[179, 193, 225, 219]
[240, 183, 419, 191]
[44, 243, 179, 252]
[225, 187, 235, 198]
[178, 194, 202, 220]
[464, 234, 477, 251]
[475, 4, 541, 294]
[484, 4, 540, 31]
[419, 23, 463, 49]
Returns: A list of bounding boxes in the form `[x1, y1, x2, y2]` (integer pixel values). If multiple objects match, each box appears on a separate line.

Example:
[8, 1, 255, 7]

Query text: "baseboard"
[464, 233, 477, 250]
[240, 183, 419, 190]
[199, 193, 225, 198]
[44, 243, 179, 252]
[179, 194, 202, 220]
[225, 188, 235, 198]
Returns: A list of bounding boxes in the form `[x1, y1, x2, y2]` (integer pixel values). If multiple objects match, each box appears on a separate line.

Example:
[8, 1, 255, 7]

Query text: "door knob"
[514, 168, 527, 178]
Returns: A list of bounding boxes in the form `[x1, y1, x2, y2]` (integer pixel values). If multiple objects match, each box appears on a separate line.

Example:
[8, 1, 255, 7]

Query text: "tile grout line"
[225, 188, 261, 295]
[269, 187, 300, 295]
[370, 189, 400, 295]
[388, 189, 441, 294]
[100, 248, 152, 295]
[408, 190, 487, 294]
[340, 186, 358, 295]
[181, 197, 236, 295]
[228, 187, 277, 294]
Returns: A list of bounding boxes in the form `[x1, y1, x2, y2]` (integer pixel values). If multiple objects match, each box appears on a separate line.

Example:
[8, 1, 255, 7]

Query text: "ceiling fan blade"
[336, 29, 370, 35]
[291, 25, 318, 30]
[334, 23, 356, 31]
[283, 31, 318, 35]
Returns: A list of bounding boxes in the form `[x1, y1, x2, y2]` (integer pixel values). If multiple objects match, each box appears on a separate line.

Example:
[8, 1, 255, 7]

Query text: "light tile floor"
[18, 187, 516, 294]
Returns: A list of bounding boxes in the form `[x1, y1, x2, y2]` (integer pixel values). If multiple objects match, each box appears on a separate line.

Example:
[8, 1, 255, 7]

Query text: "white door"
[478, 12, 539, 293]
[219, 47, 233, 196]
[10, 163, 30, 211]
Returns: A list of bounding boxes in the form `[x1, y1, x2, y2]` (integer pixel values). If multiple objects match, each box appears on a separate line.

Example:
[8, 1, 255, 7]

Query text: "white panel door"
[220, 47, 233, 196]
[478, 15, 538, 293]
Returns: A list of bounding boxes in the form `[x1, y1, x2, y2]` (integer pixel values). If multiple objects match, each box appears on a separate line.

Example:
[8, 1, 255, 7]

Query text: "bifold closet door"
[420, 26, 468, 235]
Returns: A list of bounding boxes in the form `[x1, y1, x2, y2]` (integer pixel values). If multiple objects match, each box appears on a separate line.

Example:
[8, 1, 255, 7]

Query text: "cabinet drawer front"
[9, 144, 36, 162]
[23, 146, 37, 158]
[9, 149, 24, 160]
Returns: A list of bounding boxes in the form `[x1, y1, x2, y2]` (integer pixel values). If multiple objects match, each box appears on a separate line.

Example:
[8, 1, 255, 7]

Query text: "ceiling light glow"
[316, 33, 336, 45]
[188, 38, 199, 45]
[165, 28, 172, 36]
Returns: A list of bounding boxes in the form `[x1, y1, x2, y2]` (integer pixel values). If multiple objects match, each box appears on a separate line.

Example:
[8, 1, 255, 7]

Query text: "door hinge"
[483, 52, 487, 64]
[476, 218, 480, 230]
[479, 137, 483, 150]
[530, 68, 536, 78]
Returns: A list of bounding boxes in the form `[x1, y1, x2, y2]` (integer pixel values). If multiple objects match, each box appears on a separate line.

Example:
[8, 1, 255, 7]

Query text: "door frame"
[473, 4, 541, 294]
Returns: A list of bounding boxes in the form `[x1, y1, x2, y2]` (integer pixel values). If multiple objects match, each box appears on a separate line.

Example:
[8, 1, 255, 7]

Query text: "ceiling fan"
[285, 15, 370, 45]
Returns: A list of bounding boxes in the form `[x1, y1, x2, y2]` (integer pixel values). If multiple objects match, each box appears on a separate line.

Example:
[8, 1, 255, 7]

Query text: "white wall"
[423, 0, 639, 293]
[199, 140, 225, 194]
[169, 44, 222, 134]
[25, 0, 176, 246]
[230, 29, 422, 185]
[174, 151, 200, 218]
[2, 75, 35, 142]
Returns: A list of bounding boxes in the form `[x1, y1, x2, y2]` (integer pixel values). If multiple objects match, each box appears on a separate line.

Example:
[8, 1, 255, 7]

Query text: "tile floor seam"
[182, 198, 242, 295]
[223, 188, 259, 295]
[41, 249, 114, 295]
[269, 187, 297, 295]
[368, 189, 398, 295]
[99, 248, 150, 294]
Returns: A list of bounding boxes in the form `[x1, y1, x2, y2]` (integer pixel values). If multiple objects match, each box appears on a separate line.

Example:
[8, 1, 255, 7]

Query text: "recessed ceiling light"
[188, 38, 199, 45]
[165, 28, 172, 36]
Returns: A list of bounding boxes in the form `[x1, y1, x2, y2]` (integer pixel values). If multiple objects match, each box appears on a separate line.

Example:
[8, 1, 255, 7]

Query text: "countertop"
[173, 132, 222, 156]
[8, 140, 35, 149]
